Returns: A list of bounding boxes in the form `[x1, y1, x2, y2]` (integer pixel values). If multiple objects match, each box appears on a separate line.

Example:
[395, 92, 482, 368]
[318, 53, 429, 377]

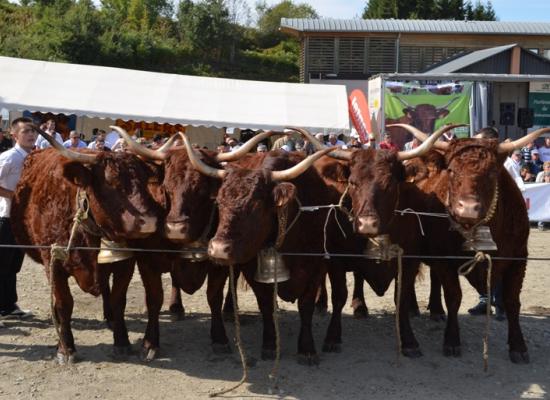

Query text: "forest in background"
[0, 0, 497, 82]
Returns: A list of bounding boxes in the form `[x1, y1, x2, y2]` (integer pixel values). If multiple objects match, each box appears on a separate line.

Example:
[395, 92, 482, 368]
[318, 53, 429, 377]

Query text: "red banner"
[349, 89, 371, 143]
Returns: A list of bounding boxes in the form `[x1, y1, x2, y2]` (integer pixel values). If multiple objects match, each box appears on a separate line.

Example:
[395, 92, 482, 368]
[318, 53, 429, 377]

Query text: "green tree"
[256, 0, 318, 47]
[363, 0, 398, 19]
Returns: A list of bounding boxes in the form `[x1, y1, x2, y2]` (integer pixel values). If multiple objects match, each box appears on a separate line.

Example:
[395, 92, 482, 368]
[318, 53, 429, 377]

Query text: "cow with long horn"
[184, 133, 355, 364]
[11, 125, 163, 363]
[291, 125, 468, 357]
[393, 124, 550, 363]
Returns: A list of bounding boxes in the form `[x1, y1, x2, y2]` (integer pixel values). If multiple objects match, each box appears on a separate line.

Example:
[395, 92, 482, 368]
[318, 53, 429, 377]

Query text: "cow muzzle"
[208, 239, 233, 265]
[165, 221, 191, 242]
[454, 197, 482, 220]
[356, 215, 380, 236]
[121, 213, 158, 237]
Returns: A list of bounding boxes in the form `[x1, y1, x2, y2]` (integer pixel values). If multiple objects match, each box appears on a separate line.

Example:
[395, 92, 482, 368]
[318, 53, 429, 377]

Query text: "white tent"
[0, 56, 349, 131]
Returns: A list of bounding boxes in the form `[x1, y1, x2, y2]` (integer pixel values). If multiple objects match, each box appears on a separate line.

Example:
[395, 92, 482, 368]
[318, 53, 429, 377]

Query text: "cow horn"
[181, 133, 226, 180]
[497, 127, 550, 154]
[286, 127, 352, 161]
[396, 124, 460, 160]
[111, 126, 166, 161]
[388, 124, 450, 151]
[271, 147, 335, 182]
[33, 125, 98, 164]
[436, 97, 460, 111]
[216, 130, 281, 162]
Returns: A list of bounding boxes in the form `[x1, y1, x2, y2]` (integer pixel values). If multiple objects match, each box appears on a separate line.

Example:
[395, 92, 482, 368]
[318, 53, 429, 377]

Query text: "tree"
[363, 0, 398, 19]
[256, 0, 318, 47]
[364, 0, 495, 21]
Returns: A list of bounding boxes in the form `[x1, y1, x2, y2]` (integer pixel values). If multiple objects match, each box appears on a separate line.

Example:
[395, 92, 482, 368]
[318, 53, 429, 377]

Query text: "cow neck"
[386, 183, 401, 231]
[74, 189, 104, 238]
[274, 196, 302, 250]
[186, 203, 217, 249]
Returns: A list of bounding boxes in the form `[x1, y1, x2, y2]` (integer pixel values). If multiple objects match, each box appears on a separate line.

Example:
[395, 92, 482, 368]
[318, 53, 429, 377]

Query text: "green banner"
[384, 81, 472, 148]
[528, 92, 550, 126]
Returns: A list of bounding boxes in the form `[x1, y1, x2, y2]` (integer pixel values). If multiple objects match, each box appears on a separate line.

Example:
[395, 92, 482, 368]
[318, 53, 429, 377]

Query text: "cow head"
[36, 126, 160, 241]
[393, 96, 459, 134]
[290, 126, 448, 237]
[183, 134, 333, 265]
[115, 128, 280, 243]
[397, 124, 550, 228]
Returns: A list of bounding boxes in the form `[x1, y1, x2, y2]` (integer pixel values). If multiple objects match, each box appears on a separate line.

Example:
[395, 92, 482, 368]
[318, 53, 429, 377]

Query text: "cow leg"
[137, 261, 163, 362]
[222, 268, 239, 315]
[502, 263, 529, 364]
[315, 273, 328, 315]
[396, 262, 421, 358]
[297, 295, 319, 365]
[241, 266, 276, 360]
[207, 266, 230, 353]
[409, 282, 421, 317]
[323, 265, 347, 352]
[351, 270, 368, 318]
[437, 265, 462, 357]
[51, 267, 76, 364]
[168, 273, 185, 320]
[427, 268, 446, 321]
[97, 264, 113, 329]
[110, 259, 135, 355]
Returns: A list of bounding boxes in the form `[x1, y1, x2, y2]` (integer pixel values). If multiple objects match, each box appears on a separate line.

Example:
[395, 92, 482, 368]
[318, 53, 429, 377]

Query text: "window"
[307, 37, 335, 74]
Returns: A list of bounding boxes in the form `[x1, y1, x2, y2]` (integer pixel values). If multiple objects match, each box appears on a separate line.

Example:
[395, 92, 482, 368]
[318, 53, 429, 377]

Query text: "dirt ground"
[0, 229, 549, 400]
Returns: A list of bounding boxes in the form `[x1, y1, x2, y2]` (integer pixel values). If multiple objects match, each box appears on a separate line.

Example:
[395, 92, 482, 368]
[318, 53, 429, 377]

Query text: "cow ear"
[320, 160, 349, 183]
[62, 162, 92, 188]
[272, 182, 297, 208]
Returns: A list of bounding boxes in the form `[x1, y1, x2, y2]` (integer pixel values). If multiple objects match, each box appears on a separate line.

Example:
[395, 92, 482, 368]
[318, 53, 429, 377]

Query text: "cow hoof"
[141, 347, 158, 362]
[56, 352, 76, 365]
[212, 343, 232, 354]
[430, 313, 446, 322]
[315, 304, 328, 316]
[169, 304, 185, 320]
[261, 348, 276, 360]
[322, 342, 342, 353]
[297, 353, 320, 366]
[401, 347, 423, 358]
[510, 351, 530, 364]
[443, 345, 461, 357]
[113, 345, 134, 357]
[353, 305, 369, 319]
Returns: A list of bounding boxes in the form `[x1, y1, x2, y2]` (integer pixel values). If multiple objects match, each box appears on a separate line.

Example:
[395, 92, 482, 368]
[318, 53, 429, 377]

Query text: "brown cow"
[392, 95, 459, 134]
[184, 140, 349, 364]
[12, 132, 161, 363]
[395, 124, 550, 363]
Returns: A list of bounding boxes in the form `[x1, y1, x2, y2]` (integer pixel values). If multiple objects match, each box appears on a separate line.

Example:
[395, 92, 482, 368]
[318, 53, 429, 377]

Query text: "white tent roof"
[0, 56, 349, 131]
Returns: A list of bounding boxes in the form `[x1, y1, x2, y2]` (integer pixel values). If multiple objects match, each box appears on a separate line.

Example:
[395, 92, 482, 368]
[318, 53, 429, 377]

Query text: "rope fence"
[2, 243, 549, 262]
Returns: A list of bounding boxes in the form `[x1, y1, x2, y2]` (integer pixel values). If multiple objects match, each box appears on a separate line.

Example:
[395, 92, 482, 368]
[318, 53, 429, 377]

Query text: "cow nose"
[165, 222, 190, 241]
[356, 215, 379, 235]
[208, 239, 231, 261]
[455, 199, 481, 219]
[138, 216, 157, 234]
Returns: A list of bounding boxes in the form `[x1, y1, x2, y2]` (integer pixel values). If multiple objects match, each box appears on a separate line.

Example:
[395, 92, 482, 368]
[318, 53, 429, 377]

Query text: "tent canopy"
[0, 56, 349, 131]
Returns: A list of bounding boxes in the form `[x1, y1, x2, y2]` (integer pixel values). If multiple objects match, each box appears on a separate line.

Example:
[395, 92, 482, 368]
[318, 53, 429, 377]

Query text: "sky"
[250, 0, 550, 22]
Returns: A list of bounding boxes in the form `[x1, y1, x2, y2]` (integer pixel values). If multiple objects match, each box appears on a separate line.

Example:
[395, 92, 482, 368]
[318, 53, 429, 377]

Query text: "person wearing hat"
[63, 130, 87, 149]
[529, 148, 543, 174]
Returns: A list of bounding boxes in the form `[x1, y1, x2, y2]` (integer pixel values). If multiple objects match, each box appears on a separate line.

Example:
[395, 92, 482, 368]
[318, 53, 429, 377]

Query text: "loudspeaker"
[518, 108, 534, 129]
[500, 103, 515, 126]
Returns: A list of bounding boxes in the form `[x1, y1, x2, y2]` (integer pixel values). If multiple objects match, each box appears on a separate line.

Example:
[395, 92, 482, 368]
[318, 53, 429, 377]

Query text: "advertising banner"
[523, 183, 550, 222]
[349, 89, 371, 143]
[528, 82, 550, 127]
[384, 81, 472, 149]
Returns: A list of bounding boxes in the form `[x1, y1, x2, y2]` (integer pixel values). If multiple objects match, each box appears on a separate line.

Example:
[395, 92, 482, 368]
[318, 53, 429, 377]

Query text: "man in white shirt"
[326, 133, 347, 148]
[63, 130, 87, 149]
[538, 137, 550, 162]
[34, 119, 63, 149]
[504, 149, 525, 189]
[0, 117, 36, 320]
